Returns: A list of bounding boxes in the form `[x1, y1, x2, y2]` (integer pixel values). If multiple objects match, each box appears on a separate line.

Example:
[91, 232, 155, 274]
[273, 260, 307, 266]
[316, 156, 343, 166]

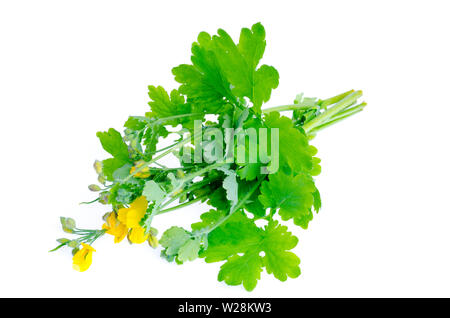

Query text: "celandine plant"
[51, 23, 366, 291]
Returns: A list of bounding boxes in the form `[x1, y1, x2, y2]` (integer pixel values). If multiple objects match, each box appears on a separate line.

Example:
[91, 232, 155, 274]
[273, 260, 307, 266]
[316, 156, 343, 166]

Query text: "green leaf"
[102, 158, 126, 181]
[96, 128, 130, 162]
[178, 238, 201, 262]
[217, 166, 238, 210]
[237, 163, 261, 181]
[142, 122, 169, 159]
[173, 23, 279, 114]
[108, 178, 144, 205]
[148, 86, 185, 118]
[112, 163, 133, 181]
[293, 209, 313, 230]
[239, 179, 266, 218]
[96, 128, 131, 180]
[160, 226, 201, 263]
[210, 22, 279, 113]
[146, 86, 199, 130]
[206, 188, 230, 211]
[191, 209, 227, 232]
[218, 253, 262, 291]
[312, 188, 321, 212]
[172, 32, 234, 114]
[264, 112, 315, 175]
[159, 226, 191, 257]
[262, 220, 300, 281]
[258, 170, 317, 225]
[201, 211, 300, 291]
[124, 116, 148, 130]
[142, 180, 166, 205]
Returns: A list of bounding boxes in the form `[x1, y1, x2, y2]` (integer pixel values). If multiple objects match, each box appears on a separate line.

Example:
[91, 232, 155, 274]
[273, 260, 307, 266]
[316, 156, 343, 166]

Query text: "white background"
[1, 0, 449, 297]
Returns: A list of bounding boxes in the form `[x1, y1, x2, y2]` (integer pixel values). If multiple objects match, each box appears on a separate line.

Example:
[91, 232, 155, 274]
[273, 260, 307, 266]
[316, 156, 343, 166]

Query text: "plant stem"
[125, 125, 221, 184]
[262, 104, 315, 114]
[302, 90, 363, 133]
[261, 90, 355, 114]
[145, 163, 226, 228]
[160, 162, 225, 207]
[79, 197, 100, 205]
[156, 113, 202, 122]
[330, 102, 367, 120]
[157, 195, 208, 215]
[183, 161, 225, 183]
[318, 89, 355, 108]
[194, 178, 264, 236]
[134, 113, 202, 124]
[308, 103, 367, 134]
[123, 136, 191, 183]
[160, 176, 219, 209]
[148, 139, 184, 156]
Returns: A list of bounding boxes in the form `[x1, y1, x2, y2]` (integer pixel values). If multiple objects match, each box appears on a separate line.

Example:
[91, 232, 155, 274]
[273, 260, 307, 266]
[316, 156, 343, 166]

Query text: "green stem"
[147, 139, 184, 156]
[145, 163, 226, 228]
[262, 104, 315, 114]
[157, 113, 202, 122]
[161, 162, 225, 206]
[157, 195, 208, 215]
[184, 161, 224, 182]
[261, 90, 355, 114]
[125, 125, 221, 184]
[123, 137, 191, 183]
[330, 102, 367, 121]
[79, 197, 100, 205]
[49, 242, 66, 252]
[134, 113, 202, 124]
[160, 176, 219, 209]
[318, 89, 355, 108]
[194, 178, 264, 236]
[302, 90, 363, 133]
[308, 104, 366, 135]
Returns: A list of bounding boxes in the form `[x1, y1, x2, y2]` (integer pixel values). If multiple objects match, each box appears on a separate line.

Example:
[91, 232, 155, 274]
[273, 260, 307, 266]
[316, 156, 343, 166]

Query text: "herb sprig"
[52, 22, 366, 291]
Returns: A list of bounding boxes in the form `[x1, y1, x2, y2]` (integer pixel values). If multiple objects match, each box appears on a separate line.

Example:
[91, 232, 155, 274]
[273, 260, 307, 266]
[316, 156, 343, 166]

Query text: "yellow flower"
[130, 160, 151, 178]
[72, 243, 96, 272]
[117, 196, 148, 228]
[102, 212, 127, 243]
[128, 226, 149, 244]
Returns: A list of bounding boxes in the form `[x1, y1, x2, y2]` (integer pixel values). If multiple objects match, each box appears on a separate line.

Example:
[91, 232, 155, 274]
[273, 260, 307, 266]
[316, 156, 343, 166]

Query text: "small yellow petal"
[128, 227, 149, 244]
[103, 212, 128, 243]
[72, 243, 95, 272]
[130, 161, 151, 178]
[121, 196, 148, 228]
[117, 207, 129, 225]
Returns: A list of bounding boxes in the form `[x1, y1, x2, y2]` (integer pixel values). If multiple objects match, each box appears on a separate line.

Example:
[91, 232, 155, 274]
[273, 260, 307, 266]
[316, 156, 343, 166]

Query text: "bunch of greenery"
[52, 22, 366, 291]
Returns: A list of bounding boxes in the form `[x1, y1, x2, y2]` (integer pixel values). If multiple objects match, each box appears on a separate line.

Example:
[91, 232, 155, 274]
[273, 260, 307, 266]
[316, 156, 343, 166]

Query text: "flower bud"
[66, 218, 76, 229]
[60, 217, 76, 233]
[68, 240, 80, 248]
[93, 160, 102, 174]
[149, 227, 158, 236]
[88, 184, 101, 192]
[98, 175, 106, 185]
[71, 247, 80, 256]
[99, 192, 109, 204]
[102, 212, 112, 222]
[130, 160, 151, 178]
[147, 235, 158, 248]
